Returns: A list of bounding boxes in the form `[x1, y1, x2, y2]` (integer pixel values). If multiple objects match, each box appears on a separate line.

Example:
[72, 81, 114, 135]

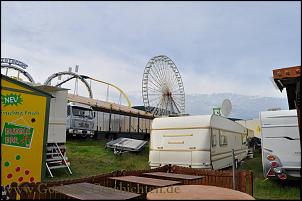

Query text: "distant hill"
[186, 93, 288, 119]
[130, 93, 288, 120]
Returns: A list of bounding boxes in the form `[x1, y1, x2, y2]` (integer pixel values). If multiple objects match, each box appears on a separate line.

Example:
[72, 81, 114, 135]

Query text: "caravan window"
[212, 134, 217, 147]
[219, 132, 228, 146]
[212, 129, 219, 147]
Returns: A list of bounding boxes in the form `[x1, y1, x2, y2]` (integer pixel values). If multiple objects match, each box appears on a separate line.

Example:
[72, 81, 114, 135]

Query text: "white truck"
[149, 114, 249, 170]
[260, 109, 300, 180]
[66, 102, 95, 138]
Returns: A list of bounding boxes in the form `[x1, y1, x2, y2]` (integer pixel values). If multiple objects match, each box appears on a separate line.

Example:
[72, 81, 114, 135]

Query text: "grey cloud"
[1, 1, 300, 102]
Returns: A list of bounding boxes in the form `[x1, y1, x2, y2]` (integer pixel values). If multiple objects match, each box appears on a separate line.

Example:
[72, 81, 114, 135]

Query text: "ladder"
[46, 143, 72, 178]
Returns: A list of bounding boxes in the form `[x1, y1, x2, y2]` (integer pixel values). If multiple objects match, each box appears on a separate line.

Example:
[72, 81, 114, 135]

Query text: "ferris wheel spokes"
[142, 55, 185, 117]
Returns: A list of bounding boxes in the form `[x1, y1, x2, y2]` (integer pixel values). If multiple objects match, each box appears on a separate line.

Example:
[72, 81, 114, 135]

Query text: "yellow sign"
[1, 76, 51, 186]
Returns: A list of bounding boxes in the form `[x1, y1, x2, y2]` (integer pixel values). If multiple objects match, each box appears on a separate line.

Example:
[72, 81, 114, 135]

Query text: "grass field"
[45, 139, 150, 181]
[45, 139, 300, 200]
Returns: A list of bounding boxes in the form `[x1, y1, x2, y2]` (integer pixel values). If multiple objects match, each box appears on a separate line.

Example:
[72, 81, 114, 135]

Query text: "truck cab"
[66, 102, 95, 138]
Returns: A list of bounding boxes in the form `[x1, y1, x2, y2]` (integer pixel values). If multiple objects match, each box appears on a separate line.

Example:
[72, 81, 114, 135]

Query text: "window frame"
[212, 134, 217, 147]
[219, 132, 228, 146]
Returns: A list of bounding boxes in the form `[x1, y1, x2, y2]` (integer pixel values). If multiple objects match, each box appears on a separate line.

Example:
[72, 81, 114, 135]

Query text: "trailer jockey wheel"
[113, 148, 122, 155]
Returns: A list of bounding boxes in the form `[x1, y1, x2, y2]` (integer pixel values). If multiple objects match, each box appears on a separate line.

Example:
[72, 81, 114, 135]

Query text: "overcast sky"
[1, 1, 301, 106]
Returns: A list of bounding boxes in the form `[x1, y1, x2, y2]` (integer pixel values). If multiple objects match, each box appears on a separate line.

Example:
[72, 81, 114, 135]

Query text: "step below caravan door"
[159, 150, 192, 167]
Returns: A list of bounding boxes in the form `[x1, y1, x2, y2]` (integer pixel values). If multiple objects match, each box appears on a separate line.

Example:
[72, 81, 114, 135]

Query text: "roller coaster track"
[44, 71, 132, 107]
[82, 75, 132, 108]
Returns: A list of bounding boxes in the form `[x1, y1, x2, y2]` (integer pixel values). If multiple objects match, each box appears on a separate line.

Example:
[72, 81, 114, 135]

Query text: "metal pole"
[232, 149, 236, 190]
[106, 85, 109, 102]
[119, 93, 122, 105]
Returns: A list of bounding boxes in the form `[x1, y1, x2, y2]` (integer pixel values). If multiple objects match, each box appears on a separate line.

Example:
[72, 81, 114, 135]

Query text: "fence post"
[241, 171, 247, 193]
[232, 149, 236, 190]
[249, 170, 253, 196]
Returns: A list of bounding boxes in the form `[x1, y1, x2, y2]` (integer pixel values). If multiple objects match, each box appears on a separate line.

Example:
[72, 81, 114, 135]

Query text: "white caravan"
[260, 109, 300, 180]
[149, 115, 249, 170]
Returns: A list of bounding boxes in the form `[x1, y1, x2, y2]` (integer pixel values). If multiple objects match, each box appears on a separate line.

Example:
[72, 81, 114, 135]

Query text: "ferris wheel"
[142, 55, 185, 116]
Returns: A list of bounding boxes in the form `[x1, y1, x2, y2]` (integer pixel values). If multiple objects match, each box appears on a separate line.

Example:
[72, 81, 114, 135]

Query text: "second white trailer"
[260, 109, 300, 180]
[149, 115, 249, 170]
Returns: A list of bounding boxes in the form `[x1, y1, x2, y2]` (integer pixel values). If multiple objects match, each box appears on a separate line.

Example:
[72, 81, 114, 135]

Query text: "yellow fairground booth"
[1, 75, 51, 189]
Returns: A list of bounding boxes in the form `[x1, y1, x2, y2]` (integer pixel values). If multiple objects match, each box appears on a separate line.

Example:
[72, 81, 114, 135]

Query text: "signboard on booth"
[1, 75, 51, 187]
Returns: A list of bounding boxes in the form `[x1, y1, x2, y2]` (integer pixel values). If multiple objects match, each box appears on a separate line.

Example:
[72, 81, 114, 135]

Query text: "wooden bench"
[108, 176, 181, 195]
[142, 172, 205, 184]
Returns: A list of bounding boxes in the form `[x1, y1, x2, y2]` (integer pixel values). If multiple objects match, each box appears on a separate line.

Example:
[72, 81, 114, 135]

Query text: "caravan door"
[211, 129, 233, 170]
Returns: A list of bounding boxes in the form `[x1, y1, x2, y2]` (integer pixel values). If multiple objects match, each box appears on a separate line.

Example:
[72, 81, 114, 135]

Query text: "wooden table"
[147, 185, 255, 200]
[108, 176, 181, 187]
[49, 182, 140, 200]
[142, 172, 204, 184]
[109, 175, 181, 195]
